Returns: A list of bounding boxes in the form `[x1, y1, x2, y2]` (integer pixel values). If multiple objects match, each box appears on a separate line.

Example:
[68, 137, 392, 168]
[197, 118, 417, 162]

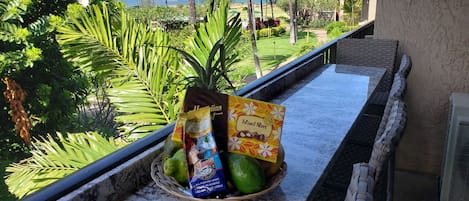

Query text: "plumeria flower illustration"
[273, 128, 282, 140]
[243, 102, 257, 115]
[228, 109, 237, 121]
[228, 137, 241, 150]
[258, 142, 273, 158]
[271, 106, 285, 120]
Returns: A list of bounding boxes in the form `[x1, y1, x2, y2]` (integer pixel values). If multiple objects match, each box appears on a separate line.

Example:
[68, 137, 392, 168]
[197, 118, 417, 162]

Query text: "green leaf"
[57, 3, 183, 139]
[5, 132, 123, 198]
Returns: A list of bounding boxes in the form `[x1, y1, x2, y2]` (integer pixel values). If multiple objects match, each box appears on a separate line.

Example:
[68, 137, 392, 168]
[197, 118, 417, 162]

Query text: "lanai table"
[125, 64, 386, 201]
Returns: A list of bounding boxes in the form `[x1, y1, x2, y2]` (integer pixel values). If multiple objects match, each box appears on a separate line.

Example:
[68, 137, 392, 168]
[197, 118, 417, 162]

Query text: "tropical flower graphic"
[228, 109, 237, 121]
[228, 137, 241, 150]
[271, 106, 285, 120]
[273, 128, 282, 140]
[258, 142, 273, 158]
[243, 102, 257, 115]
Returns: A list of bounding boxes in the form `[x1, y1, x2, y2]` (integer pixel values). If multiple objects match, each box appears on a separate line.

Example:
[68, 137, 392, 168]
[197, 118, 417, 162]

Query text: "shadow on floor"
[394, 169, 439, 201]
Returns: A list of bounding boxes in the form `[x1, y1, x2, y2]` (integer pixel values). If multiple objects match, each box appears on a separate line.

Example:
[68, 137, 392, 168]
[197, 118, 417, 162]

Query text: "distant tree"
[247, 0, 262, 78]
[288, 0, 297, 45]
[189, 0, 197, 24]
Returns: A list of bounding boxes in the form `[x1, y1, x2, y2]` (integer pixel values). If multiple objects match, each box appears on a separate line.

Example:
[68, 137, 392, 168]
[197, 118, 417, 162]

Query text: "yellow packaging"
[227, 96, 285, 163]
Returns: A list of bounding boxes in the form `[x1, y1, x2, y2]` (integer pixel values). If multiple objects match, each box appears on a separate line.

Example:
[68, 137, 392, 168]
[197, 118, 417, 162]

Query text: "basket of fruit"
[151, 147, 287, 200]
[152, 88, 288, 200]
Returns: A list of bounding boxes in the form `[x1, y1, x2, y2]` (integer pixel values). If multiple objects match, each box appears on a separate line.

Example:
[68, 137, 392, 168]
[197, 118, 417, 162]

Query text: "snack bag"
[227, 96, 285, 163]
[183, 87, 286, 163]
[182, 107, 227, 198]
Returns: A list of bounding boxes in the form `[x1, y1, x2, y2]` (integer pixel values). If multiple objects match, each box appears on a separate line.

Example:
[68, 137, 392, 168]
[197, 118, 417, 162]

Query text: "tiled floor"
[393, 169, 439, 201]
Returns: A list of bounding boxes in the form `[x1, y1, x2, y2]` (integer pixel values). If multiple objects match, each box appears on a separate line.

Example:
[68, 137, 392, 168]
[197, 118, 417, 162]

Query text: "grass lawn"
[231, 30, 319, 83]
[1, 160, 16, 201]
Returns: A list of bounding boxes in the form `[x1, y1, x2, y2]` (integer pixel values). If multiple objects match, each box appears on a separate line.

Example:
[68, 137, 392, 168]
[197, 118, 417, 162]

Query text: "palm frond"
[5, 132, 123, 198]
[57, 3, 182, 139]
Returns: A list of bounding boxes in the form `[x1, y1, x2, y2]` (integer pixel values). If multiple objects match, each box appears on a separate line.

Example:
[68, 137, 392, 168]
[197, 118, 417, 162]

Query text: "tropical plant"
[180, 0, 242, 91]
[57, 3, 182, 140]
[0, 0, 90, 151]
[5, 132, 124, 198]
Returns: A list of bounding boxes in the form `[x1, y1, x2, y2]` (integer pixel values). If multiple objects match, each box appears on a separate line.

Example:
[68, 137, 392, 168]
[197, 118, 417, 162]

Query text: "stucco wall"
[374, 0, 469, 175]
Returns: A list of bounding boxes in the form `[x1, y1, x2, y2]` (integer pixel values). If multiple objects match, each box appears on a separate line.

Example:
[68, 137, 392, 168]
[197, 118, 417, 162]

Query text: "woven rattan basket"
[151, 155, 287, 200]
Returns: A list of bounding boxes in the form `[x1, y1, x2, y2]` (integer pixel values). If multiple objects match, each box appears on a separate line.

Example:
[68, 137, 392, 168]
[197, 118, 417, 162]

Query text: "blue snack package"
[182, 107, 228, 198]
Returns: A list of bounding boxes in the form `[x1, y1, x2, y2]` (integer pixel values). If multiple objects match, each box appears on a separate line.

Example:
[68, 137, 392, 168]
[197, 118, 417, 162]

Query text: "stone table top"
[125, 64, 386, 201]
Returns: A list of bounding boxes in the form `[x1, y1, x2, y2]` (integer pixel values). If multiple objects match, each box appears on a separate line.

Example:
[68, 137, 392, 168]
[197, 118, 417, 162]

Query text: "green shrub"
[327, 27, 344, 39]
[309, 19, 330, 28]
[325, 21, 346, 33]
[258, 28, 270, 37]
[299, 43, 316, 55]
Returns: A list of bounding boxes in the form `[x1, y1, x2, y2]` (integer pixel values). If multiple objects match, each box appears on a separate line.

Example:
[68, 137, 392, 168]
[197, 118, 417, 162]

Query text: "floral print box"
[183, 88, 286, 163]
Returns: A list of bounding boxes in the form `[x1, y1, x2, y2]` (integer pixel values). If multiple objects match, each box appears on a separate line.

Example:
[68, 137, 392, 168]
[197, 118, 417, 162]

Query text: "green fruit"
[163, 148, 188, 184]
[227, 153, 266, 194]
[258, 144, 285, 177]
[161, 135, 182, 161]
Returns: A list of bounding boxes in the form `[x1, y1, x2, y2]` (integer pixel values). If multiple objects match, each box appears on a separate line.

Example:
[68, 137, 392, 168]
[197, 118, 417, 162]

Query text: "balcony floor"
[394, 169, 439, 201]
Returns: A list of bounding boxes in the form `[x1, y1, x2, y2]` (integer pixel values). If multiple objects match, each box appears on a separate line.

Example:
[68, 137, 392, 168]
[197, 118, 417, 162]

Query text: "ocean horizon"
[122, 0, 267, 7]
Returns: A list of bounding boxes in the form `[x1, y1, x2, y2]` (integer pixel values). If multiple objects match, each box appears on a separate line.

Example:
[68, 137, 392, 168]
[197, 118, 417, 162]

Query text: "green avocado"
[163, 148, 188, 184]
[161, 135, 182, 161]
[227, 153, 266, 194]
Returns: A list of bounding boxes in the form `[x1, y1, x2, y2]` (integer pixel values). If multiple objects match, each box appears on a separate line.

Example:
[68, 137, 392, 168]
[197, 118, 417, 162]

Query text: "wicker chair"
[396, 54, 412, 78]
[365, 53, 409, 115]
[368, 99, 407, 201]
[347, 74, 407, 146]
[373, 75, 407, 141]
[344, 163, 375, 201]
[336, 38, 398, 92]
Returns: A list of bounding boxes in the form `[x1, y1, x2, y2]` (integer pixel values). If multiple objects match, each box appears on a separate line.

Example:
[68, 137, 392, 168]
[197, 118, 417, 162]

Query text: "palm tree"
[269, 0, 275, 19]
[5, 1, 243, 197]
[247, 0, 263, 78]
[57, 3, 182, 140]
[188, 0, 197, 25]
[288, 0, 297, 45]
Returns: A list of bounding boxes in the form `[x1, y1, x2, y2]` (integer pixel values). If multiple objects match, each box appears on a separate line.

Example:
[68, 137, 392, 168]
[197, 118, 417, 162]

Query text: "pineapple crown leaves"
[180, 0, 241, 92]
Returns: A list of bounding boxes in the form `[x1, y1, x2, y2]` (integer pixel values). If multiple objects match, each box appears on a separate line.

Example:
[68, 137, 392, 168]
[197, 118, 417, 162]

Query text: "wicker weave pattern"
[381, 100, 407, 145]
[344, 163, 375, 201]
[336, 39, 398, 92]
[150, 156, 287, 200]
[368, 138, 391, 182]
[374, 76, 407, 141]
[397, 54, 412, 78]
[369, 99, 406, 181]
[389, 75, 406, 100]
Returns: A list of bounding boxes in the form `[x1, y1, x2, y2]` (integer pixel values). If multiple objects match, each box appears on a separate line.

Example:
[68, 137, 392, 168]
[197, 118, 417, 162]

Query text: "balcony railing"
[22, 20, 375, 201]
